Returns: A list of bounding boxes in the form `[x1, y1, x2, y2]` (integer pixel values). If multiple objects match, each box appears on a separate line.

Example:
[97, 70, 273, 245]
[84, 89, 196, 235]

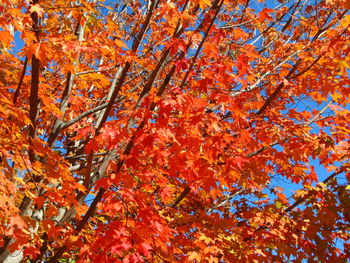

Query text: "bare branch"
[61, 102, 109, 130]
[75, 66, 117, 76]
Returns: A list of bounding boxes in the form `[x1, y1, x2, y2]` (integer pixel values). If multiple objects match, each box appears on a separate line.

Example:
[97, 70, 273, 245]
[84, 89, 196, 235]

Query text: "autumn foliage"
[0, 0, 350, 262]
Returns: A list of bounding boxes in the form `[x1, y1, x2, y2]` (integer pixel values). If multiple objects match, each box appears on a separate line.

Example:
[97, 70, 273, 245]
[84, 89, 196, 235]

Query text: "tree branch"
[179, 0, 224, 89]
[243, 166, 348, 242]
[13, 57, 28, 104]
[61, 102, 109, 130]
[171, 186, 191, 208]
[257, 59, 301, 115]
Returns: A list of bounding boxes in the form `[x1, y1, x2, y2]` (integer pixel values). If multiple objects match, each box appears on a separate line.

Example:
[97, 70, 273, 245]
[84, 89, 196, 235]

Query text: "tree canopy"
[0, 0, 349, 262]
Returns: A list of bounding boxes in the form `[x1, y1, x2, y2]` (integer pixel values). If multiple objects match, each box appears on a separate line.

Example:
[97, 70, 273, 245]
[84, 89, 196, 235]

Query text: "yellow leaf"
[0, 31, 12, 47]
[198, 0, 211, 9]
[29, 4, 45, 17]
[188, 251, 201, 261]
[114, 39, 126, 48]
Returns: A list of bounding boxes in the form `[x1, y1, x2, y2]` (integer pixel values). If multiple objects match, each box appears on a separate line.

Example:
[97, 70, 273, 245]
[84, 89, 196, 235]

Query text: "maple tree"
[0, 0, 349, 262]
